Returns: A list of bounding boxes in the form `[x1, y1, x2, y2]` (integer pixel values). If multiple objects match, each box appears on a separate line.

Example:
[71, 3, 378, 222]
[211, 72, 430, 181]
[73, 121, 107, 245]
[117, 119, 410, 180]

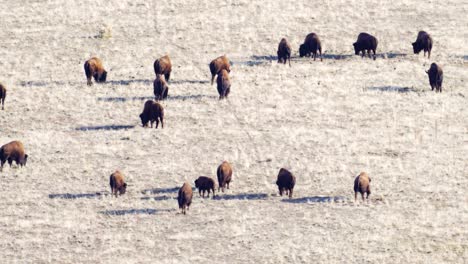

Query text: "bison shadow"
[19, 80, 77, 87]
[97, 96, 154, 102]
[49, 192, 106, 199]
[167, 94, 217, 101]
[213, 193, 268, 200]
[367, 86, 415, 93]
[100, 208, 175, 216]
[169, 80, 209, 85]
[107, 79, 152, 86]
[142, 187, 196, 195]
[75, 125, 135, 131]
[322, 54, 353, 60]
[233, 55, 276, 66]
[141, 195, 174, 201]
[282, 196, 348, 204]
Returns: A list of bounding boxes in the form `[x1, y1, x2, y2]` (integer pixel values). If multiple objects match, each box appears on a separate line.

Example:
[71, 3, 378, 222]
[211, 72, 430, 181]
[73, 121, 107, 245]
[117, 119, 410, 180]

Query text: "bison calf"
[216, 69, 231, 100]
[353, 33, 378, 60]
[153, 75, 169, 100]
[0, 83, 6, 110]
[194, 176, 215, 198]
[217, 161, 232, 192]
[412, 31, 433, 59]
[178, 182, 193, 215]
[276, 168, 296, 198]
[209, 55, 231, 85]
[0, 141, 28, 171]
[426, 63, 443, 92]
[109, 170, 127, 197]
[354, 172, 371, 201]
[277, 38, 291, 66]
[299, 33, 322, 61]
[139, 100, 164, 128]
[154, 55, 172, 82]
[84, 57, 107, 86]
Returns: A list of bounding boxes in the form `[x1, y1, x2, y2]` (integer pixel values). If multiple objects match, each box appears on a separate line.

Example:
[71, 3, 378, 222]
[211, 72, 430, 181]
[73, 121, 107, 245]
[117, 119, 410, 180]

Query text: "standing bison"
[216, 69, 231, 100]
[209, 55, 231, 85]
[277, 38, 291, 66]
[0, 83, 6, 110]
[84, 57, 107, 86]
[153, 74, 169, 100]
[276, 168, 296, 198]
[353, 33, 378, 60]
[426, 63, 443, 92]
[109, 170, 127, 197]
[139, 100, 164, 128]
[217, 161, 232, 192]
[194, 176, 216, 198]
[153, 55, 172, 82]
[412, 31, 433, 59]
[178, 182, 193, 215]
[0, 141, 28, 171]
[354, 172, 371, 201]
[299, 33, 322, 61]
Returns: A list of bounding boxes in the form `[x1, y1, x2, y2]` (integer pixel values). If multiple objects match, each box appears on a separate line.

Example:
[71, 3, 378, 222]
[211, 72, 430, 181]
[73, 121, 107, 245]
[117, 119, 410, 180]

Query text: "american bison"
[109, 170, 127, 197]
[276, 168, 296, 198]
[0, 83, 6, 110]
[0, 141, 28, 171]
[84, 57, 107, 86]
[209, 55, 231, 85]
[139, 100, 164, 128]
[216, 69, 231, 100]
[299, 33, 322, 61]
[217, 161, 232, 192]
[178, 182, 193, 215]
[153, 55, 172, 82]
[426, 63, 443, 92]
[277, 38, 291, 66]
[354, 172, 371, 201]
[412, 31, 433, 59]
[353, 33, 378, 60]
[194, 176, 215, 198]
[153, 74, 169, 100]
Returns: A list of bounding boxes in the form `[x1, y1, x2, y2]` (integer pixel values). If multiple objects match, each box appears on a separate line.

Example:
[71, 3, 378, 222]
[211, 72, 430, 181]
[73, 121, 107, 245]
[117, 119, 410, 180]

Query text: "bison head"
[20, 154, 28, 167]
[194, 179, 199, 188]
[98, 71, 107, 83]
[119, 183, 127, 195]
[139, 113, 149, 127]
[299, 44, 307, 57]
[353, 42, 359, 55]
[412, 42, 421, 54]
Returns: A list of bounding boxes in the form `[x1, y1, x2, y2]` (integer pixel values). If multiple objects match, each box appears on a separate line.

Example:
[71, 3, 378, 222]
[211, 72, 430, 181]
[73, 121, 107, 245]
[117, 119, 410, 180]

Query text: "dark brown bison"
[84, 57, 107, 86]
[109, 170, 127, 197]
[412, 31, 433, 59]
[194, 176, 215, 198]
[426, 63, 443, 92]
[0, 141, 28, 171]
[217, 161, 232, 192]
[299, 33, 322, 61]
[216, 69, 231, 100]
[153, 74, 169, 100]
[178, 182, 193, 214]
[353, 33, 378, 60]
[0, 83, 6, 110]
[153, 55, 172, 82]
[139, 100, 164, 128]
[209, 55, 231, 85]
[276, 168, 296, 198]
[354, 172, 371, 201]
[277, 38, 291, 66]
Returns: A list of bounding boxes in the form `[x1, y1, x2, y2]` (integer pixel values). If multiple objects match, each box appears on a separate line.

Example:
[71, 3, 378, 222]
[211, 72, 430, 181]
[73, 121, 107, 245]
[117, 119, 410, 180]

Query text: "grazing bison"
[194, 176, 216, 198]
[216, 69, 231, 100]
[354, 172, 371, 201]
[178, 182, 193, 215]
[426, 63, 443, 92]
[109, 170, 127, 197]
[0, 141, 28, 171]
[0, 83, 6, 110]
[412, 31, 433, 59]
[153, 55, 172, 82]
[139, 100, 164, 128]
[217, 161, 232, 192]
[153, 74, 169, 100]
[299, 33, 322, 61]
[276, 168, 296, 198]
[277, 38, 292, 66]
[209, 55, 231, 85]
[353, 33, 378, 60]
[84, 57, 107, 86]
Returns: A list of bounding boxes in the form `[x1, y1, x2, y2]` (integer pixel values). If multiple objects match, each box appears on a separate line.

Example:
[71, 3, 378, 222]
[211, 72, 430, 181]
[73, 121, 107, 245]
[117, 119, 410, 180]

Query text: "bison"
[209, 55, 231, 85]
[353, 33, 378, 60]
[217, 161, 232, 192]
[0, 141, 28, 171]
[426, 63, 443, 92]
[216, 69, 231, 100]
[139, 100, 164, 128]
[354, 172, 371, 201]
[299, 33, 322, 61]
[153, 74, 169, 100]
[109, 170, 127, 197]
[153, 55, 172, 82]
[178, 182, 193, 215]
[194, 176, 216, 198]
[412, 31, 433, 59]
[0, 83, 6, 110]
[277, 38, 292, 66]
[84, 57, 107, 86]
[276, 168, 296, 198]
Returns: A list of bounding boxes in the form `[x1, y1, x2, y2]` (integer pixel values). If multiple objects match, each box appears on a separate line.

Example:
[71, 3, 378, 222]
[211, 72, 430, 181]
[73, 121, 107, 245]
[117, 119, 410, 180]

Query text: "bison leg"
[7, 158, 13, 167]
[0, 159, 5, 171]
[361, 192, 365, 201]
[160, 117, 164, 129]
[279, 188, 283, 196]
[155, 119, 159, 129]
[354, 192, 357, 202]
[211, 75, 215, 85]
[373, 49, 376, 60]
[319, 48, 323, 62]
[289, 189, 293, 198]
[428, 50, 431, 59]
[165, 72, 171, 83]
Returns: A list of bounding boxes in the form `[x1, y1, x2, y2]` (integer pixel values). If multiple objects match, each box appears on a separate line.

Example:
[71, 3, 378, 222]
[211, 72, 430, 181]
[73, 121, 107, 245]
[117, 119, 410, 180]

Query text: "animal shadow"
[97, 96, 154, 102]
[367, 86, 415, 93]
[282, 196, 348, 204]
[213, 193, 268, 200]
[141, 195, 174, 201]
[141, 187, 180, 195]
[169, 80, 209, 85]
[167, 94, 217, 101]
[321, 54, 353, 60]
[19, 80, 72, 87]
[107, 79, 152, 86]
[100, 208, 175, 216]
[75, 125, 135, 131]
[48, 192, 106, 199]
[233, 55, 276, 66]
